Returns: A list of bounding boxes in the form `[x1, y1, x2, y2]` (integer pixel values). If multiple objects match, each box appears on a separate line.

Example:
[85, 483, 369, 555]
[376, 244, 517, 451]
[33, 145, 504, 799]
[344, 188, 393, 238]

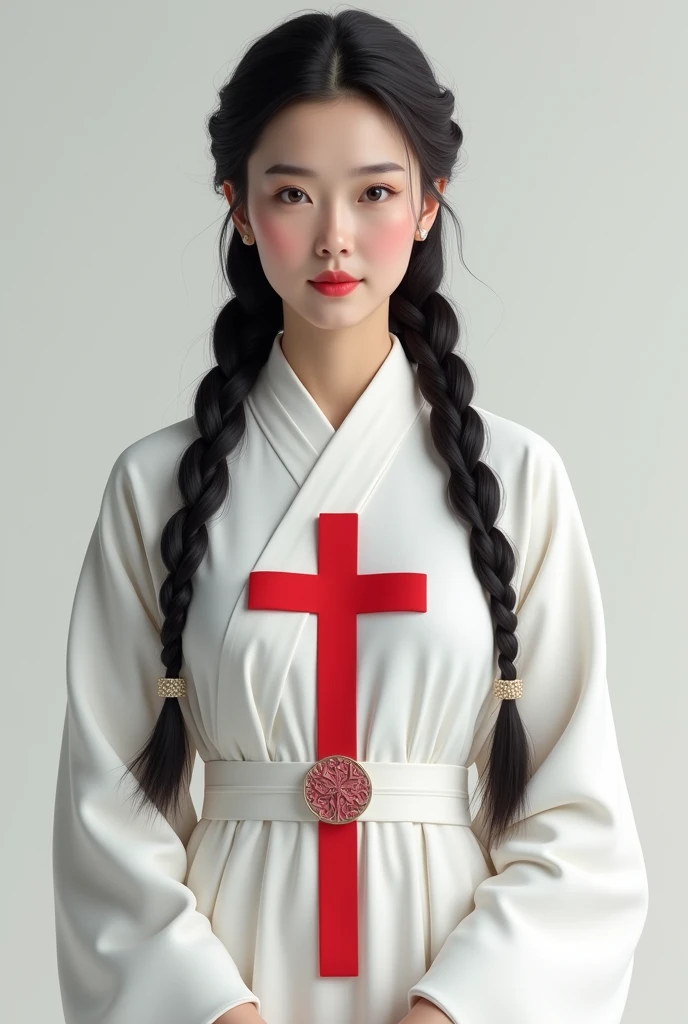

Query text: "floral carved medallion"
[303, 755, 373, 824]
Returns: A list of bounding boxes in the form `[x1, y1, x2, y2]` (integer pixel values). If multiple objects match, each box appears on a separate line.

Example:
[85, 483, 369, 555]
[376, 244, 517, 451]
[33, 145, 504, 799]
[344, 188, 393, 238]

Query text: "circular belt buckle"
[303, 754, 373, 824]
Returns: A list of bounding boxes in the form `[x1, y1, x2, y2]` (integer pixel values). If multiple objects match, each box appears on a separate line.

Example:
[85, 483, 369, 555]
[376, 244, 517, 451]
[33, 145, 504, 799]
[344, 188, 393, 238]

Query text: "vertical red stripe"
[248, 512, 426, 975]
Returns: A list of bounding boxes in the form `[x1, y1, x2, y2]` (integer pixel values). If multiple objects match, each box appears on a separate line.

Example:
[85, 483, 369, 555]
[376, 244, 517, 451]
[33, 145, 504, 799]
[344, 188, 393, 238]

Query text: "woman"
[52, 9, 649, 1024]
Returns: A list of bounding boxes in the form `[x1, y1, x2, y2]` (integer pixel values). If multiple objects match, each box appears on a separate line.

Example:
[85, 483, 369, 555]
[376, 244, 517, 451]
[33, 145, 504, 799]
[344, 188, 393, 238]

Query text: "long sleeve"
[407, 440, 649, 1024]
[52, 452, 261, 1024]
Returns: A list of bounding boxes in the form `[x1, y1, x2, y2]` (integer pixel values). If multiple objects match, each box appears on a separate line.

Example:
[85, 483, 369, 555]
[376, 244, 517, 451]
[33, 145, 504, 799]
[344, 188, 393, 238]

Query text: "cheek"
[366, 218, 412, 262]
[253, 210, 305, 262]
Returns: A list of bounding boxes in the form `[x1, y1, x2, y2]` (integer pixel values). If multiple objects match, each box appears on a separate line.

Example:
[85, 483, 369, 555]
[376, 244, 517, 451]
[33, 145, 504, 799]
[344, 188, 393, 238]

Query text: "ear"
[417, 177, 448, 235]
[222, 181, 250, 234]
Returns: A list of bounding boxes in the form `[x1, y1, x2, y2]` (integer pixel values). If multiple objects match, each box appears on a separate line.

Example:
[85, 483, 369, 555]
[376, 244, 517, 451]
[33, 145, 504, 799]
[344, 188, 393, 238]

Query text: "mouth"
[309, 271, 361, 284]
[308, 279, 362, 296]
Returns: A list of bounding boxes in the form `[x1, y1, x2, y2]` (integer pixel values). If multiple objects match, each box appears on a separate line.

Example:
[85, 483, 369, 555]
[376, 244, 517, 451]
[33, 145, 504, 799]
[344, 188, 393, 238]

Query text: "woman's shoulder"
[111, 415, 198, 484]
[98, 416, 199, 546]
[471, 403, 566, 479]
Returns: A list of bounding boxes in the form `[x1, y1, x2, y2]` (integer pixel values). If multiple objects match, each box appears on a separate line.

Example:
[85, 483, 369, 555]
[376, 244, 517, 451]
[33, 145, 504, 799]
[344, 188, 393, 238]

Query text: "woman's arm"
[53, 451, 261, 1022]
[213, 1001, 267, 1023]
[399, 997, 452, 1022]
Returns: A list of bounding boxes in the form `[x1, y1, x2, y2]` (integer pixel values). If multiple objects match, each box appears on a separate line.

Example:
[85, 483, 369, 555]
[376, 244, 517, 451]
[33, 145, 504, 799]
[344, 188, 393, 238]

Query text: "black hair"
[126, 7, 533, 852]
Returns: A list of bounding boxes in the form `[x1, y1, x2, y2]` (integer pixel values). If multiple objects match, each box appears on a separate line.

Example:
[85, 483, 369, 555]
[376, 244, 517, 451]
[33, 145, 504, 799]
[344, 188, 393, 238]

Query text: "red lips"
[310, 270, 360, 283]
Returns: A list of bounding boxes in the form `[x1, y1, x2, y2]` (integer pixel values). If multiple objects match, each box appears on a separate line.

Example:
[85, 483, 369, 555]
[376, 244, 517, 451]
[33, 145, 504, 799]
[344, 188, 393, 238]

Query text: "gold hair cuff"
[493, 677, 523, 699]
[157, 677, 187, 698]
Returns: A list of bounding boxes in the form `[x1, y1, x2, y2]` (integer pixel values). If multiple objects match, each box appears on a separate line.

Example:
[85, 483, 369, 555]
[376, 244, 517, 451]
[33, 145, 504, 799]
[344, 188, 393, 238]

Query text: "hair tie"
[157, 677, 187, 698]
[493, 677, 523, 699]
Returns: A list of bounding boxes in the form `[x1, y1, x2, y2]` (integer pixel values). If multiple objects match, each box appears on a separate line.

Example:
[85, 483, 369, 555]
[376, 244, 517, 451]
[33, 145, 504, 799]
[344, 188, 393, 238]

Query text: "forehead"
[248, 96, 415, 179]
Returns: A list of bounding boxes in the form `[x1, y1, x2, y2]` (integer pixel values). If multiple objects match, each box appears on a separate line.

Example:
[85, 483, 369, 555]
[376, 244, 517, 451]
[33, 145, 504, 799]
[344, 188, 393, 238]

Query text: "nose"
[315, 203, 355, 257]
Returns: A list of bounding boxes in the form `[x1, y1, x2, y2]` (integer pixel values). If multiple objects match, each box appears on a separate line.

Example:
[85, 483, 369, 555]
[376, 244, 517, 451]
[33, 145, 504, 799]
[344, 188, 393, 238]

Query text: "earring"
[417, 227, 428, 241]
[243, 224, 253, 244]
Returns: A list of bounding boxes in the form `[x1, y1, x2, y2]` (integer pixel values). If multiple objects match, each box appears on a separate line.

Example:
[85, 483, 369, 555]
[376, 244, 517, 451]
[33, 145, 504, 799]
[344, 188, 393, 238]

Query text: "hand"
[212, 1001, 267, 1024]
[397, 996, 453, 1024]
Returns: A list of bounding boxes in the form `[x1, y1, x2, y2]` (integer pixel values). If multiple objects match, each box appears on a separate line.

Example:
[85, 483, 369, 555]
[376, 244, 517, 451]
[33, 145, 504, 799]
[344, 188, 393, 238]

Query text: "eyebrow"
[263, 161, 405, 178]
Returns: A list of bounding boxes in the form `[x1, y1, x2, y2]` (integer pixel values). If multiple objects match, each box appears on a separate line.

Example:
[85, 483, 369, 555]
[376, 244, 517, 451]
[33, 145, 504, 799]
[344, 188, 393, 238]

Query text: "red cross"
[247, 512, 427, 976]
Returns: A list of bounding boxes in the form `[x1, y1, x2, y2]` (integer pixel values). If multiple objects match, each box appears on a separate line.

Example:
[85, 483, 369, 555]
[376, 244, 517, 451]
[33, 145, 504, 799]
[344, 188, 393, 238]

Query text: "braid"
[127, 251, 282, 821]
[391, 271, 534, 851]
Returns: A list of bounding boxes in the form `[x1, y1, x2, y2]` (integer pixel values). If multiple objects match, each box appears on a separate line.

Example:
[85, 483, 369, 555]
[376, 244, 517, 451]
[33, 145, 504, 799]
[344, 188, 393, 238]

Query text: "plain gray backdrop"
[1, 1, 684, 1020]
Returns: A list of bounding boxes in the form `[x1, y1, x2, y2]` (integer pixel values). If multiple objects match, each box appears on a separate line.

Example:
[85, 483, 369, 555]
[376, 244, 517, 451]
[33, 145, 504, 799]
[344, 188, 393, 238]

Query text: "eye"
[275, 184, 397, 204]
[364, 184, 396, 203]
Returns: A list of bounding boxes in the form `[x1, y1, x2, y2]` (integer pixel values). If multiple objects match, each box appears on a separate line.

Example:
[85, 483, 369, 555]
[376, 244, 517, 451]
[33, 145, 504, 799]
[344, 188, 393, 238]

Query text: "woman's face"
[225, 95, 442, 332]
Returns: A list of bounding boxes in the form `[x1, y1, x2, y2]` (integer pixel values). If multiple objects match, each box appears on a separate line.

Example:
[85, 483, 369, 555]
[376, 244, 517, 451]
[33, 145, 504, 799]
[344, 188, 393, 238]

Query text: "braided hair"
[126, 8, 533, 852]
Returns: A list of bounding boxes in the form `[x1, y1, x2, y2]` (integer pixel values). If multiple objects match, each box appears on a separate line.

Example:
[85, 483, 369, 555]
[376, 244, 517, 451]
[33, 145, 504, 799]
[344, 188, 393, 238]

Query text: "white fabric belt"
[202, 760, 473, 825]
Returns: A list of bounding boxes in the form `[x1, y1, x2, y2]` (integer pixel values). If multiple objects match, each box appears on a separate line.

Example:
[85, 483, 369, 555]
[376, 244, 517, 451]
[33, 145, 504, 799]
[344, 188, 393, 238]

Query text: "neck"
[279, 309, 394, 430]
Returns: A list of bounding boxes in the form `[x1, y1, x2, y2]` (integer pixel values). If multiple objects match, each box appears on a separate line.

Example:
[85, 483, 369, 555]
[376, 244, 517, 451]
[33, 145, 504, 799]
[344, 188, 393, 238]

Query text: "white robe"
[52, 330, 649, 1024]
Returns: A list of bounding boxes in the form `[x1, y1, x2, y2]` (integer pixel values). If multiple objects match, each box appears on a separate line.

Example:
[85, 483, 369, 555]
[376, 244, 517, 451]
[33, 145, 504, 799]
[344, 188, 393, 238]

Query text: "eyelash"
[274, 183, 398, 205]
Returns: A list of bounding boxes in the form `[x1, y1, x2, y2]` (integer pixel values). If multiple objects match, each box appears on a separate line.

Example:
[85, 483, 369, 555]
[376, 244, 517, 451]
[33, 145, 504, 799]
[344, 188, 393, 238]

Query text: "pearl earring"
[417, 227, 428, 241]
